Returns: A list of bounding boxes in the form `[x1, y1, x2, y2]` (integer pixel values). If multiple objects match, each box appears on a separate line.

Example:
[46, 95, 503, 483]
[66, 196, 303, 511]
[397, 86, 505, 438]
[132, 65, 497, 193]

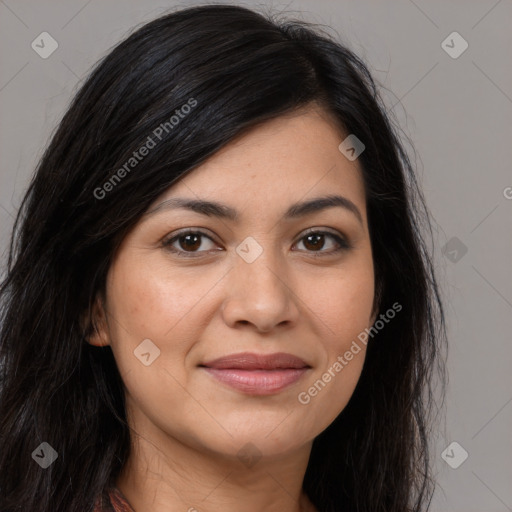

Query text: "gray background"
[1, 1, 511, 510]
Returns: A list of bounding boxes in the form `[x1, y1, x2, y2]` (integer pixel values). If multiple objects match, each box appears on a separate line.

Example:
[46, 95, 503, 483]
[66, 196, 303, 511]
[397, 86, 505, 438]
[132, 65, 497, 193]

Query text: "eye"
[162, 228, 351, 258]
[162, 229, 219, 257]
[293, 229, 351, 256]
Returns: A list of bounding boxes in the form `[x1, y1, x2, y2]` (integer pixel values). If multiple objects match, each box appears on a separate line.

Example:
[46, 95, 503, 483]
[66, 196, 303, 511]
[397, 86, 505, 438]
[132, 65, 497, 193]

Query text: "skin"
[88, 103, 376, 512]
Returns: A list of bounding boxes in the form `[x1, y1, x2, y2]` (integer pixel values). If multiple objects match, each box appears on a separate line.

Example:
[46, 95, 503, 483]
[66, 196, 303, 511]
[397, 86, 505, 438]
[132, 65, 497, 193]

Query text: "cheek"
[296, 349, 366, 438]
[107, 258, 209, 341]
[104, 255, 235, 399]
[309, 260, 375, 349]
[103, 258, 199, 382]
[294, 262, 374, 427]
[103, 260, 209, 429]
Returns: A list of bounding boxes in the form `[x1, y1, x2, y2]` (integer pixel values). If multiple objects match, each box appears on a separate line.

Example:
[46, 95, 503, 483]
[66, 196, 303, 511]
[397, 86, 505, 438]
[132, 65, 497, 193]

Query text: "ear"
[83, 294, 110, 347]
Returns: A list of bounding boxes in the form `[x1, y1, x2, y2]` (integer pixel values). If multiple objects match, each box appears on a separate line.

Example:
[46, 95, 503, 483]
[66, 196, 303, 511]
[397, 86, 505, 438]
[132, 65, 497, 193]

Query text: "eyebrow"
[145, 194, 363, 225]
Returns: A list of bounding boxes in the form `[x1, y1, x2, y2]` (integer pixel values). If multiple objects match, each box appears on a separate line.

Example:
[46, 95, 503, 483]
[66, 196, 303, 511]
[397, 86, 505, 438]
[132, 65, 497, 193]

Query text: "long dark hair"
[0, 4, 447, 511]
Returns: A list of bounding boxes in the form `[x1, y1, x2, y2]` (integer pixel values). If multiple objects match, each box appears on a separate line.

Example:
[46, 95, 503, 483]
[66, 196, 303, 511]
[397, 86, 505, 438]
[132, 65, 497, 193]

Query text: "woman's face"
[90, 105, 376, 461]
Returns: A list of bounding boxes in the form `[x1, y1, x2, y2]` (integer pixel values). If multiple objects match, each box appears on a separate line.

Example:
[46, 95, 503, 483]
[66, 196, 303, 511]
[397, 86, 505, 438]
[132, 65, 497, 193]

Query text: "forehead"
[149, 106, 367, 222]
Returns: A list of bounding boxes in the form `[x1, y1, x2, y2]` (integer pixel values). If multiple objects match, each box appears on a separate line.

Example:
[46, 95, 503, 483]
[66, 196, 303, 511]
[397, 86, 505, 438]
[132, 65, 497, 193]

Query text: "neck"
[116, 412, 317, 512]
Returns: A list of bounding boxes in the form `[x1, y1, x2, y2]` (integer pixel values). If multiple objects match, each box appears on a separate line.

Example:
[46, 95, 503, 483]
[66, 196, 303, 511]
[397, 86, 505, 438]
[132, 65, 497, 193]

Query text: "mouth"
[199, 352, 311, 395]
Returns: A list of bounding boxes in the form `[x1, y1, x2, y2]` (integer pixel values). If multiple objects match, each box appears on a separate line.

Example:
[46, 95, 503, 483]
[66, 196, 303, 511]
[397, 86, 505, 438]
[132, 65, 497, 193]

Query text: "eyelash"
[162, 228, 352, 258]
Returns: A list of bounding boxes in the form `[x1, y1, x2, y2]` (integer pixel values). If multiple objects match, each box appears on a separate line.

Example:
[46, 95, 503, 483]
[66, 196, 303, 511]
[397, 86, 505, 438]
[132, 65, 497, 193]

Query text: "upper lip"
[200, 352, 310, 370]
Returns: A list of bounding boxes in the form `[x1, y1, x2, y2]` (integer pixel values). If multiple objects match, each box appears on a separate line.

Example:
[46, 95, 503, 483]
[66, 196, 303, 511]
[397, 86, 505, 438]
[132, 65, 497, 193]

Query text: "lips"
[201, 352, 310, 370]
[200, 352, 311, 395]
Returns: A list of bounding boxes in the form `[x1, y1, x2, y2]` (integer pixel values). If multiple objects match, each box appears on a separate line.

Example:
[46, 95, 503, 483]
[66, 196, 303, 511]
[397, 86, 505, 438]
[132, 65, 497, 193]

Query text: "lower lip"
[202, 368, 309, 395]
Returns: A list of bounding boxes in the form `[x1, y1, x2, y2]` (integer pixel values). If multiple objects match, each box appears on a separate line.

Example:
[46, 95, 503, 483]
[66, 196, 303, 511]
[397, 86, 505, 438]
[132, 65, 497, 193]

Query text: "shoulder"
[93, 487, 136, 512]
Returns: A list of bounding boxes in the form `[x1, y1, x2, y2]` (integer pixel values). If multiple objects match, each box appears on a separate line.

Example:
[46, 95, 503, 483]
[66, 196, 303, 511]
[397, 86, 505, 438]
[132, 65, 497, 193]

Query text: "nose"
[221, 249, 300, 333]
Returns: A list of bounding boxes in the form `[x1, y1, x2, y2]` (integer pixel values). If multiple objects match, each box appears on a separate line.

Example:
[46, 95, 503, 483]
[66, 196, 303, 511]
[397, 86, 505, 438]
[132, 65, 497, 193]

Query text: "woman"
[0, 4, 447, 512]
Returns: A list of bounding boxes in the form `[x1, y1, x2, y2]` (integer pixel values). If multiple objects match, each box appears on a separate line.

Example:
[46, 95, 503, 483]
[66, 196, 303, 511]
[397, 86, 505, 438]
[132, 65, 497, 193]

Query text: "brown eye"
[176, 233, 202, 251]
[302, 233, 326, 251]
[163, 230, 218, 257]
[294, 230, 351, 256]
[162, 228, 351, 259]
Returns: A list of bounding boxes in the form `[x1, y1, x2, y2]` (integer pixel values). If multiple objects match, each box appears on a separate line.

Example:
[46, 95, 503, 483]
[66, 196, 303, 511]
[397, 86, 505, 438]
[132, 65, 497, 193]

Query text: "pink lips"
[200, 352, 310, 395]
